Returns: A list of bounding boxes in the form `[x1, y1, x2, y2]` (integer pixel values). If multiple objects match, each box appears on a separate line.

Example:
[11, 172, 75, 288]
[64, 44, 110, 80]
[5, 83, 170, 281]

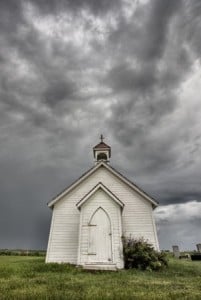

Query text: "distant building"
[46, 136, 159, 270]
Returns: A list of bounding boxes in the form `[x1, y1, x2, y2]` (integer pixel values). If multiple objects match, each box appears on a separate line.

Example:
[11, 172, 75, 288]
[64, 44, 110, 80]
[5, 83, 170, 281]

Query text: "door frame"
[77, 205, 116, 265]
[76, 187, 124, 268]
[87, 207, 113, 263]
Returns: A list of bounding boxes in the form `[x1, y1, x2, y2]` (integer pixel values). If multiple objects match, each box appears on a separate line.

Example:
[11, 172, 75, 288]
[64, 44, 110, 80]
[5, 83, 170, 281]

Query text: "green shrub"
[122, 237, 168, 271]
[0, 250, 12, 256]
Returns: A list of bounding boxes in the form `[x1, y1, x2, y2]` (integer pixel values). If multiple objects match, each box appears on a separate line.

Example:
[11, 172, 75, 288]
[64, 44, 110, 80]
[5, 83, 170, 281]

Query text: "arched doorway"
[88, 207, 112, 263]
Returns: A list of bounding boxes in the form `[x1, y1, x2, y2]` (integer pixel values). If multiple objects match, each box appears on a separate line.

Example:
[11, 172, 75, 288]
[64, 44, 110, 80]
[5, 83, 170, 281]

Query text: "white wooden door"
[88, 208, 112, 263]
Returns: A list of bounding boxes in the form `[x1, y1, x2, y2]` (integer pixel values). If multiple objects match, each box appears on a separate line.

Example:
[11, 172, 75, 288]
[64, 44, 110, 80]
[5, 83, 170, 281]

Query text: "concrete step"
[83, 263, 117, 271]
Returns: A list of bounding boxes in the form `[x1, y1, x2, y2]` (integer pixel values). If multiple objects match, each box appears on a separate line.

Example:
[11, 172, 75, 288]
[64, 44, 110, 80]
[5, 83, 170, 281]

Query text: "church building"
[46, 136, 159, 270]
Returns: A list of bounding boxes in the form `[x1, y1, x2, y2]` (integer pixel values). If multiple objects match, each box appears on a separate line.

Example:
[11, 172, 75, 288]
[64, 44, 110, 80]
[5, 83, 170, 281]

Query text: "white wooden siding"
[46, 165, 159, 264]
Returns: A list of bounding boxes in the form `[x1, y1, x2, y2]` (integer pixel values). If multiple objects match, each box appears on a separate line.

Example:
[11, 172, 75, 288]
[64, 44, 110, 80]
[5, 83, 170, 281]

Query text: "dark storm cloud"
[0, 0, 201, 251]
[140, 0, 183, 60]
[155, 201, 201, 250]
[104, 0, 200, 202]
[31, 0, 122, 16]
[107, 62, 157, 92]
[43, 79, 76, 107]
[0, 1, 23, 32]
[184, 0, 201, 56]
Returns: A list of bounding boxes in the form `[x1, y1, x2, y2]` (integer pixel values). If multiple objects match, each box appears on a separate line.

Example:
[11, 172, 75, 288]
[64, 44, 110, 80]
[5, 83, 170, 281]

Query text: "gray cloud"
[140, 0, 183, 60]
[0, 0, 201, 250]
[43, 79, 76, 107]
[0, 1, 23, 32]
[155, 201, 201, 250]
[31, 0, 122, 16]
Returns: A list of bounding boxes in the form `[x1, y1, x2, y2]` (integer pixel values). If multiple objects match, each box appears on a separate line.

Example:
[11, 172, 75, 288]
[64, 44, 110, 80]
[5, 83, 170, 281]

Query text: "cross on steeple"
[100, 134, 104, 143]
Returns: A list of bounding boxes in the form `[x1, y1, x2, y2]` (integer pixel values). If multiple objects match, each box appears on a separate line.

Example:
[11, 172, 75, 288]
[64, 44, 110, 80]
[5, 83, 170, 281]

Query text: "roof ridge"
[76, 181, 124, 208]
[47, 164, 98, 206]
[93, 141, 111, 148]
[48, 162, 158, 208]
[107, 164, 159, 205]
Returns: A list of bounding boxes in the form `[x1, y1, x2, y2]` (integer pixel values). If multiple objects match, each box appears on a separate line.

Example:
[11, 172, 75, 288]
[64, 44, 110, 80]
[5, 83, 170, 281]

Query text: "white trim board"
[76, 182, 124, 209]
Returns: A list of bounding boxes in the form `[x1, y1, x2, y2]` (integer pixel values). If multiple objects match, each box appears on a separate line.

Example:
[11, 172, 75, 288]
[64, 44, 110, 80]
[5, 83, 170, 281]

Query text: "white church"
[46, 136, 159, 270]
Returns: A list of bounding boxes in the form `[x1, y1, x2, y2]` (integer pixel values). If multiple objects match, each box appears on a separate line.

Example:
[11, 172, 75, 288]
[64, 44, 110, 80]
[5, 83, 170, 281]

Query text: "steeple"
[93, 135, 111, 164]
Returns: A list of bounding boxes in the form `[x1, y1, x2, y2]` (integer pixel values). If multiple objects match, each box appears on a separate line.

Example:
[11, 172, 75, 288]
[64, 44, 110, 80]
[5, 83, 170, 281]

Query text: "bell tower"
[93, 135, 111, 164]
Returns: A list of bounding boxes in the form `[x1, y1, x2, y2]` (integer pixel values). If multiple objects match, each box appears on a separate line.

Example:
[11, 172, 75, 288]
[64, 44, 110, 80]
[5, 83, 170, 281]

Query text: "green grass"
[0, 256, 201, 299]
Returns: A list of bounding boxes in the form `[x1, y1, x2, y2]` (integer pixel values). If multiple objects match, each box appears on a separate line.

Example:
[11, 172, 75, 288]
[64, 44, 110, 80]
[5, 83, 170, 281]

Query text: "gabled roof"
[48, 162, 158, 208]
[93, 141, 111, 149]
[76, 182, 124, 209]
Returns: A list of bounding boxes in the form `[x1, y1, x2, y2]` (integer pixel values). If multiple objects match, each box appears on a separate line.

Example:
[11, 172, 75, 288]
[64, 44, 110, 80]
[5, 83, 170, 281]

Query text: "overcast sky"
[0, 0, 201, 251]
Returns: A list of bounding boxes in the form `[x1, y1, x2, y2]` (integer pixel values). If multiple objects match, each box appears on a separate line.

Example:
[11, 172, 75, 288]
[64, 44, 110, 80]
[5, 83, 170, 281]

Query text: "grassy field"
[0, 256, 201, 299]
